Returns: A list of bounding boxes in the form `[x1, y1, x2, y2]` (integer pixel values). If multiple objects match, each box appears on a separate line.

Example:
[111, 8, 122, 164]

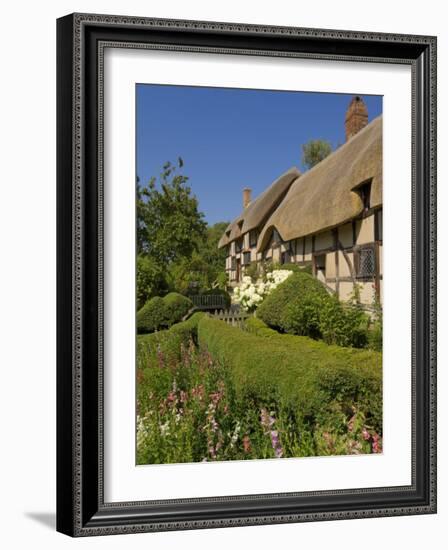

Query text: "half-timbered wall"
[224, 208, 382, 306]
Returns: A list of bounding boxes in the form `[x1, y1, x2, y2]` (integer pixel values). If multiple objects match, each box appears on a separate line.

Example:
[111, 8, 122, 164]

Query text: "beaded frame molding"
[56, 13, 437, 537]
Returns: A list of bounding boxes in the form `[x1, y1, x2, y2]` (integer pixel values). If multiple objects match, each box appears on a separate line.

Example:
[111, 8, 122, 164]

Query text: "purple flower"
[270, 430, 284, 458]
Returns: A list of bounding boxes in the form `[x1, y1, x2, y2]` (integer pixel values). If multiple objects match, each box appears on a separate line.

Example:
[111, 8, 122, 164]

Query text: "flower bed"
[136, 313, 382, 464]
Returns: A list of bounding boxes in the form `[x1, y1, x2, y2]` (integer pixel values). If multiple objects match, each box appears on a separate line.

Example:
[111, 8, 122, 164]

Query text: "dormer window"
[356, 180, 372, 212]
[249, 230, 258, 248]
[235, 238, 243, 253]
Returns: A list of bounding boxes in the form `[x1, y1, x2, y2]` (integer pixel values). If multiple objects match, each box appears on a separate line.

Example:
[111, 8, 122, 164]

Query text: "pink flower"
[167, 391, 176, 403]
[260, 408, 275, 433]
[362, 427, 371, 441]
[243, 435, 251, 454]
[372, 433, 382, 453]
[347, 414, 356, 432]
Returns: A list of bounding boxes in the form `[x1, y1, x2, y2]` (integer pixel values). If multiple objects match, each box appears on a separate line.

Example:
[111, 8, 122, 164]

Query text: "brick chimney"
[243, 187, 252, 208]
[345, 96, 368, 141]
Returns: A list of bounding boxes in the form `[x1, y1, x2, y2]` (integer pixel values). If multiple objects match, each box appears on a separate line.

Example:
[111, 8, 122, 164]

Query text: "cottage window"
[356, 246, 375, 279]
[231, 257, 236, 271]
[235, 238, 243, 253]
[243, 251, 251, 265]
[356, 180, 372, 211]
[249, 230, 258, 248]
[314, 254, 326, 276]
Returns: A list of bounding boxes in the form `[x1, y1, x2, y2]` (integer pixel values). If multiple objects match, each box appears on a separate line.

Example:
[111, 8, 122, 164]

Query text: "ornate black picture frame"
[56, 13, 437, 537]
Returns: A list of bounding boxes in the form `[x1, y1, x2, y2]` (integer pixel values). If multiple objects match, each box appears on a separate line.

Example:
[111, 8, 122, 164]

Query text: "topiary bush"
[257, 271, 370, 348]
[257, 271, 330, 338]
[137, 312, 204, 360]
[137, 292, 193, 334]
[163, 292, 193, 326]
[137, 296, 167, 334]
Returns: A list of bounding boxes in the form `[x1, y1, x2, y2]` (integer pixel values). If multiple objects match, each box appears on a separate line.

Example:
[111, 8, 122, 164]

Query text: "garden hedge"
[163, 292, 193, 326]
[197, 315, 382, 431]
[136, 296, 167, 334]
[137, 292, 193, 334]
[138, 312, 204, 362]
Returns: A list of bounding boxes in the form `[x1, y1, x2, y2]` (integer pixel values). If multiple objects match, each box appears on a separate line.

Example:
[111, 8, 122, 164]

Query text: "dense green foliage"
[136, 314, 382, 464]
[198, 316, 382, 433]
[301, 139, 333, 170]
[136, 296, 167, 334]
[257, 271, 370, 348]
[136, 254, 167, 310]
[136, 160, 229, 297]
[367, 294, 383, 352]
[136, 293, 193, 334]
[257, 271, 329, 339]
[137, 312, 204, 363]
[163, 292, 193, 326]
[166, 226, 229, 294]
[137, 159, 207, 263]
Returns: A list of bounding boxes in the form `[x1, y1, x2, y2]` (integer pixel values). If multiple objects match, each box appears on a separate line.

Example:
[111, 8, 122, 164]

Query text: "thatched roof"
[257, 115, 382, 252]
[218, 167, 300, 248]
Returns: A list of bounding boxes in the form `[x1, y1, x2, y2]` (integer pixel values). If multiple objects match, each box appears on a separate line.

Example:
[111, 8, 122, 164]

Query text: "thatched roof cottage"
[218, 96, 383, 307]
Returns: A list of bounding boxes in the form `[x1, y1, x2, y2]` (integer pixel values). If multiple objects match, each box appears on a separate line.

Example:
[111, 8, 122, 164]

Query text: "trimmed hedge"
[136, 296, 167, 334]
[138, 312, 204, 362]
[163, 292, 193, 326]
[137, 292, 193, 334]
[198, 315, 382, 431]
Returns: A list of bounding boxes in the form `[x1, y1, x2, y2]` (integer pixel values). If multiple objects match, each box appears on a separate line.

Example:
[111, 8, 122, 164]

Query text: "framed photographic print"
[56, 13, 437, 536]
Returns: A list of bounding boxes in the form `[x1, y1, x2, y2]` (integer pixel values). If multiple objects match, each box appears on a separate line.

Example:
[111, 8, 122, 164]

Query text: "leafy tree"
[136, 254, 167, 309]
[301, 139, 332, 170]
[167, 253, 211, 295]
[137, 158, 207, 264]
[165, 221, 229, 294]
[198, 222, 229, 283]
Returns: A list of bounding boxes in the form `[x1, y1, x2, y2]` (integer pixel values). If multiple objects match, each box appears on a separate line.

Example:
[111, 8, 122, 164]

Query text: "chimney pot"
[243, 188, 252, 208]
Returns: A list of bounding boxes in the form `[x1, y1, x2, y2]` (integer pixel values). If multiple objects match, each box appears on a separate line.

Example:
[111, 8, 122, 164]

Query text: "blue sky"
[136, 85, 382, 225]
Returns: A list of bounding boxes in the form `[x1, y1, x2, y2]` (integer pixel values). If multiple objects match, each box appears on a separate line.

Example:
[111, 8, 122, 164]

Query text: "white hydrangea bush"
[233, 269, 293, 312]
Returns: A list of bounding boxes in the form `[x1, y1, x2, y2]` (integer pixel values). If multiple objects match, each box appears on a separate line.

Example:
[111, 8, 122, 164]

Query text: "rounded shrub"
[137, 296, 167, 334]
[257, 271, 330, 338]
[257, 271, 369, 348]
[163, 292, 193, 326]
